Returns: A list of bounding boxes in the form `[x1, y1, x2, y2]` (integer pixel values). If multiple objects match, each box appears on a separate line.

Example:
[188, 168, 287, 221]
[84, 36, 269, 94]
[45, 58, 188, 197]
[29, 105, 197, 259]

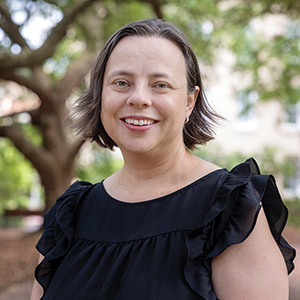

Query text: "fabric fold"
[35, 181, 92, 294]
[184, 158, 296, 299]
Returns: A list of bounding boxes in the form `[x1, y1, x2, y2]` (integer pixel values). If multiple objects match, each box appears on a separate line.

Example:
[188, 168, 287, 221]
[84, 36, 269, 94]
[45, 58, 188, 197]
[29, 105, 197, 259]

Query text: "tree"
[0, 138, 34, 214]
[0, 0, 162, 209]
[0, 0, 299, 210]
[0, 0, 97, 209]
[164, 0, 299, 105]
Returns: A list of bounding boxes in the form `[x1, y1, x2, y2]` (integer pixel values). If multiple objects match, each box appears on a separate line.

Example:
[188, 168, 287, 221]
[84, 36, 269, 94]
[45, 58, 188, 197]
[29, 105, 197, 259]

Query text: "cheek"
[102, 88, 124, 114]
[101, 105, 113, 130]
[157, 97, 186, 121]
[101, 91, 115, 118]
[101, 94, 122, 138]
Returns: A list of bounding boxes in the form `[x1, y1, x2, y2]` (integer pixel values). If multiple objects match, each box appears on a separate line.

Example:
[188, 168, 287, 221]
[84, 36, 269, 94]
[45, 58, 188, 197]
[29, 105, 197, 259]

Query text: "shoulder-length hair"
[72, 18, 222, 150]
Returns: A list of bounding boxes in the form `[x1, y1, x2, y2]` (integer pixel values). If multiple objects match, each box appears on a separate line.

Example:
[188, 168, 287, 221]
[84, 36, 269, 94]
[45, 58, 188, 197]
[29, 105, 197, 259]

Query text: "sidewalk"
[0, 279, 33, 300]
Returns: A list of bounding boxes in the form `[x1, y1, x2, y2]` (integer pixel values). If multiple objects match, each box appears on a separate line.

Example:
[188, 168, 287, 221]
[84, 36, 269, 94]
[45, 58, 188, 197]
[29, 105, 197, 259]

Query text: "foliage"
[102, 0, 156, 41]
[285, 199, 300, 228]
[254, 146, 296, 176]
[162, 0, 300, 107]
[230, 18, 300, 104]
[0, 0, 299, 211]
[0, 121, 43, 215]
[0, 138, 121, 214]
[194, 145, 295, 177]
[0, 138, 35, 214]
[194, 146, 248, 170]
[163, 0, 221, 65]
[76, 146, 123, 183]
[195, 144, 300, 226]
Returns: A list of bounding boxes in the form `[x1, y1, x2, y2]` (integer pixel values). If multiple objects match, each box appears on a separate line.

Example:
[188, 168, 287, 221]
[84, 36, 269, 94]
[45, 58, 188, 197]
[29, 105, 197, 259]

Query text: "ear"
[186, 86, 200, 116]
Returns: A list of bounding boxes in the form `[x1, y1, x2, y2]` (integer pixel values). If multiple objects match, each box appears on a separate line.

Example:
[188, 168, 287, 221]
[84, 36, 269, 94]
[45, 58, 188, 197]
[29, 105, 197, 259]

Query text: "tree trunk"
[0, 0, 162, 211]
[40, 159, 77, 210]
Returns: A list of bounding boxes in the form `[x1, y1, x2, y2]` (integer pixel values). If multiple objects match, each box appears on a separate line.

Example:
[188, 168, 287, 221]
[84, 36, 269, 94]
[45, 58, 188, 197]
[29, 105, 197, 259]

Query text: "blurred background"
[0, 0, 299, 299]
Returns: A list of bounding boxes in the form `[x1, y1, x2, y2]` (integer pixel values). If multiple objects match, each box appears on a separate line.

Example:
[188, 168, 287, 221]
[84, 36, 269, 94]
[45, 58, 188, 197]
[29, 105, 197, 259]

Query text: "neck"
[103, 142, 212, 202]
[119, 142, 194, 184]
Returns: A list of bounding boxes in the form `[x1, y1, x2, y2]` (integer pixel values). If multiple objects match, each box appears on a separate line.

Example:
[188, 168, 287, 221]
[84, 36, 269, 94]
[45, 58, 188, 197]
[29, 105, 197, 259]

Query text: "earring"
[184, 115, 189, 124]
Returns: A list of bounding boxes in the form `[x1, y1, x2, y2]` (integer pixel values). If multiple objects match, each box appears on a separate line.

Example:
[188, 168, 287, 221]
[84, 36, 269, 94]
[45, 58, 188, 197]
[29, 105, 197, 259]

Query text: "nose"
[127, 85, 152, 107]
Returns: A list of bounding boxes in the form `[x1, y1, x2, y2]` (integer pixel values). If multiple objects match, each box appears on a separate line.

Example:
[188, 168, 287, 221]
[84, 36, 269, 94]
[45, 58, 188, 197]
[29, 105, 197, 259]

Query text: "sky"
[0, 0, 62, 51]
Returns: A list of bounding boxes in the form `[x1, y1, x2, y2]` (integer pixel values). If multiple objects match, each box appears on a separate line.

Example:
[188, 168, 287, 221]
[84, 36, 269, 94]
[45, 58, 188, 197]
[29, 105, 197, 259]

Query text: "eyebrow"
[107, 70, 133, 78]
[149, 72, 172, 79]
[107, 70, 172, 80]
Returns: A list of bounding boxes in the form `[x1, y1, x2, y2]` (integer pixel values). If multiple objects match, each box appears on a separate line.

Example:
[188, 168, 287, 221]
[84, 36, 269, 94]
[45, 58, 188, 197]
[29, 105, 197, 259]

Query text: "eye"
[115, 80, 128, 87]
[154, 83, 168, 89]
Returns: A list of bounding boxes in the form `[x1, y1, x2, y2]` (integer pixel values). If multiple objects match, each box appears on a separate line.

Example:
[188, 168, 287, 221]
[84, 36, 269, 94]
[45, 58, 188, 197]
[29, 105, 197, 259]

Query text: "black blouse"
[35, 158, 295, 300]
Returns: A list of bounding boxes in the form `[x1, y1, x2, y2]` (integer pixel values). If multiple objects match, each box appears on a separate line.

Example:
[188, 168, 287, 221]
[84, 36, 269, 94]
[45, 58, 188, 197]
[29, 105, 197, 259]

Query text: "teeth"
[124, 118, 155, 126]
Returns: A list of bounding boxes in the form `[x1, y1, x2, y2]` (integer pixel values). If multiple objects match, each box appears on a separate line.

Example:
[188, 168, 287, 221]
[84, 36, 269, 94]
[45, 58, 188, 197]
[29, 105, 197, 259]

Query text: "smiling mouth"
[123, 118, 157, 126]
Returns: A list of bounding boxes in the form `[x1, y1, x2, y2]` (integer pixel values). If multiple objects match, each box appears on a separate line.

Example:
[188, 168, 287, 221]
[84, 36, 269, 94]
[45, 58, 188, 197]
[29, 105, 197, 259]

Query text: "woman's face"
[101, 36, 198, 156]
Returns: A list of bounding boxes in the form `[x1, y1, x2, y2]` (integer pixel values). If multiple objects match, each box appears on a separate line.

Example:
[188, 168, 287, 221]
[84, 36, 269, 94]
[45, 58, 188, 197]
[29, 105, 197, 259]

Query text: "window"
[234, 90, 258, 131]
[284, 158, 300, 199]
[282, 103, 300, 131]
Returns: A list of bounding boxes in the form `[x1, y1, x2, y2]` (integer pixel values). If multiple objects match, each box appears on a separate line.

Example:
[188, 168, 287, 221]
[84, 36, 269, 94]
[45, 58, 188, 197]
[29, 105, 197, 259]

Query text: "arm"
[211, 208, 289, 300]
[30, 254, 44, 300]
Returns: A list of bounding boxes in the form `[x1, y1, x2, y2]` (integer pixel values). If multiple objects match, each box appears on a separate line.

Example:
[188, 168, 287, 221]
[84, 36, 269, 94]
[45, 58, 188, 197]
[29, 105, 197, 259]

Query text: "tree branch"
[140, 0, 164, 19]
[0, 106, 40, 119]
[36, 0, 99, 63]
[0, 2, 28, 48]
[0, 125, 50, 173]
[55, 51, 96, 100]
[68, 139, 85, 164]
[0, 68, 53, 104]
[0, 0, 100, 70]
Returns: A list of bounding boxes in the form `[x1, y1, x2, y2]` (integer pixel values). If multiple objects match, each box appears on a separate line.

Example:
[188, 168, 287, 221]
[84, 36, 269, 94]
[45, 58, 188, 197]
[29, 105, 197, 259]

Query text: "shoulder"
[180, 158, 295, 299]
[208, 158, 292, 299]
[189, 156, 221, 182]
[44, 180, 94, 224]
[51, 180, 94, 208]
[211, 208, 289, 299]
[57, 180, 93, 200]
[35, 180, 94, 294]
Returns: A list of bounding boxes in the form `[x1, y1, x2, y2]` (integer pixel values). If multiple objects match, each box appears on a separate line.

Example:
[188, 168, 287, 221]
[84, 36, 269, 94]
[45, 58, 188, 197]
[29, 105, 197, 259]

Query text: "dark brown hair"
[72, 18, 222, 150]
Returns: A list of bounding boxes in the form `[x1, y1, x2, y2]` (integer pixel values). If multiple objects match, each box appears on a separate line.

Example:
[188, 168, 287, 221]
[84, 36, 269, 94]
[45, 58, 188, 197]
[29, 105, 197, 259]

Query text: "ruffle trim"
[184, 158, 296, 300]
[35, 181, 92, 297]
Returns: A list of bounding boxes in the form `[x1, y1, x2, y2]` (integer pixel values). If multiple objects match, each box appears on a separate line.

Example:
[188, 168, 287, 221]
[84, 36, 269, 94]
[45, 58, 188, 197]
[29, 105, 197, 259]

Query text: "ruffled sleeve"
[184, 158, 296, 300]
[35, 180, 92, 294]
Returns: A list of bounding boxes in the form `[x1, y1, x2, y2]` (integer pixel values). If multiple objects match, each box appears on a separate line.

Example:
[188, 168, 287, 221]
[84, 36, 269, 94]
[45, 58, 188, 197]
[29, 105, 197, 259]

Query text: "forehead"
[105, 36, 186, 76]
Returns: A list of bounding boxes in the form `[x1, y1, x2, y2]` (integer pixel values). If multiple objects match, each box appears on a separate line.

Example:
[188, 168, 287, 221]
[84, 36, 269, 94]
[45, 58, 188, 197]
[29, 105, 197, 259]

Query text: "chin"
[119, 140, 160, 156]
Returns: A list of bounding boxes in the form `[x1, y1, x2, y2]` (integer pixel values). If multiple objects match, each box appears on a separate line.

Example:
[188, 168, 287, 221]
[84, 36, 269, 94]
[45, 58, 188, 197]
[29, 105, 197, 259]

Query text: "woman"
[31, 19, 295, 300]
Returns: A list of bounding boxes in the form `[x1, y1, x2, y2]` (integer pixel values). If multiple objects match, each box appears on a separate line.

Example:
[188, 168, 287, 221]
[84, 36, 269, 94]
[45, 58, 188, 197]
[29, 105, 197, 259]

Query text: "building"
[204, 50, 300, 199]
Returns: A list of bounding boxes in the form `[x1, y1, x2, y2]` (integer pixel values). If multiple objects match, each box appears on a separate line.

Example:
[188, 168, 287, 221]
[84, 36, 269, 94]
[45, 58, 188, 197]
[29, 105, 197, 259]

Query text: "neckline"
[100, 168, 226, 205]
